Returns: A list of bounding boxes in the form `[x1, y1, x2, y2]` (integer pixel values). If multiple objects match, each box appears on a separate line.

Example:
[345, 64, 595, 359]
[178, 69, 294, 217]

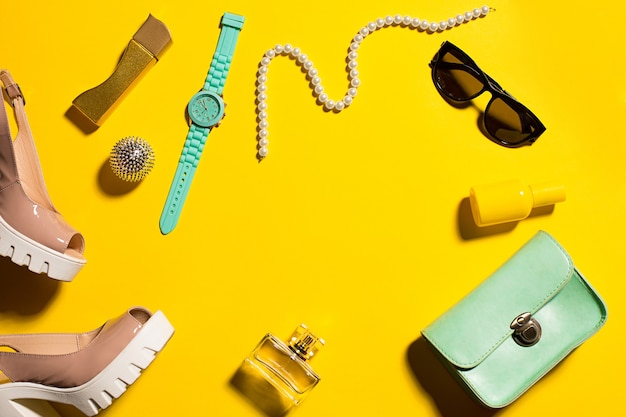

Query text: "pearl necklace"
[255, 5, 492, 160]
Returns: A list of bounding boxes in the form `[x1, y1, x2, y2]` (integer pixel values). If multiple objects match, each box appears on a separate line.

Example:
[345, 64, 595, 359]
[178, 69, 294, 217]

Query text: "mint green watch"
[160, 12, 244, 234]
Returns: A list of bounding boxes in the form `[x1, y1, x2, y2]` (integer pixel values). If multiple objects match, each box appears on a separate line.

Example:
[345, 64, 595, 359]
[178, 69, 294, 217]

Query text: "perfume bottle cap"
[528, 181, 566, 208]
[288, 324, 325, 361]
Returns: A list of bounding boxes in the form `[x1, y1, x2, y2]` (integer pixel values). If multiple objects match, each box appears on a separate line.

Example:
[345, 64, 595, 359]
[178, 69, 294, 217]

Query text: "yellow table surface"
[0, 1, 624, 416]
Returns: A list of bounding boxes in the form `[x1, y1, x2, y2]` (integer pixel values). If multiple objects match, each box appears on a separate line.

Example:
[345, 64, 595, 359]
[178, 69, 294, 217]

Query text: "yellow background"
[0, 1, 624, 416]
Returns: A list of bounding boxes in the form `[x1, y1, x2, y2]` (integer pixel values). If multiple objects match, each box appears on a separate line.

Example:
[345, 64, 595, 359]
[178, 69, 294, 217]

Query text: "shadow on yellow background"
[407, 337, 499, 417]
[457, 197, 556, 240]
[0, 261, 59, 316]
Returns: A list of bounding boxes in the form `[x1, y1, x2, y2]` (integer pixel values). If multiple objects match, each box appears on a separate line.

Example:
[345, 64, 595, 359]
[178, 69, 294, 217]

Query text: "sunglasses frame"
[430, 41, 546, 147]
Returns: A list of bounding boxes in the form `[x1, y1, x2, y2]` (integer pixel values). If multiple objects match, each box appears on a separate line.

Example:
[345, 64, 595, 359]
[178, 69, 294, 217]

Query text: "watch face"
[188, 91, 225, 127]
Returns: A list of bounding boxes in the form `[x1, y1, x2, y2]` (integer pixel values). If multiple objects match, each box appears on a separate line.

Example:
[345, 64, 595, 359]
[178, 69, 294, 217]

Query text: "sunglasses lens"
[485, 98, 540, 145]
[435, 51, 484, 101]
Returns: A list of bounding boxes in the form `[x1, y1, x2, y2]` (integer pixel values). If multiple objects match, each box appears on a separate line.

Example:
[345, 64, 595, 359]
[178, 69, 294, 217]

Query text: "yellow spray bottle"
[469, 179, 566, 227]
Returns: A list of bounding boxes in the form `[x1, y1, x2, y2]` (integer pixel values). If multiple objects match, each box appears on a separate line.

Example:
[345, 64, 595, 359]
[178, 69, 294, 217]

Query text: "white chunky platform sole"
[0, 215, 85, 282]
[0, 311, 174, 417]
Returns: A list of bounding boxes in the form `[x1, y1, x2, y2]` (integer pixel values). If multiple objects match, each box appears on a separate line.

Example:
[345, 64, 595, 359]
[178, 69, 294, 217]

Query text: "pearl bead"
[274, 44, 283, 54]
[259, 129, 268, 138]
[261, 57, 271, 66]
[258, 93, 267, 102]
[259, 138, 269, 147]
[384, 16, 394, 26]
[318, 93, 328, 103]
[324, 99, 335, 110]
[350, 42, 359, 51]
[335, 100, 345, 111]
[394, 14, 402, 24]
[314, 85, 324, 95]
[343, 95, 353, 106]
[348, 51, 358, 60]
[456, 14, 465, 24]
[465, 11, 474, 20]
[258, 66, 268, 74]
[257, 75, 267, 84]
[297, 53, 308, 63]
[482, 5, 490, 15]
[259, 120, 268, 129]
[411, 18, 421, 28]
[348, 60, 358, 69]
[303, 60, 314, 70]
[448, 17, 457, 27]
[473, 8, 482, 18]
[349, 69, 359, 78]
[367, 22, 377, 32]
[376, 18, 385, 28]
[259, 147, 268, 157]
[348, 87, 358, 97]
[429, 22, 439, 32]
[291, 47, 301, 57]
[350, 78, 360, 87]
[438, 21, 448, 31]
[308, 69, 318, 78]
[258, 111, 267, 119]
[403, 16, 412, 26]
[420, 20, 429, 30]
[265, 49, 275, 58]
[283, 44, 293, 54]
[257, 84, 267, 93]
[257, 102, 267, 111]
[353, 34, 363, 43]
[311, 76, 321, 85]
[359, 27, 369, 37]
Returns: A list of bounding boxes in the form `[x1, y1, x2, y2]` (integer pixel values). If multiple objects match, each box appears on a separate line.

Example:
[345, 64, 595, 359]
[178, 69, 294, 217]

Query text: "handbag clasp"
[510, 312, 542, 346]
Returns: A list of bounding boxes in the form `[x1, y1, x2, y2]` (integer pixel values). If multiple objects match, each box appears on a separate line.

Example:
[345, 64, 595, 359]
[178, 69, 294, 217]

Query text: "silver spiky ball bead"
[109, 136, 155, 182]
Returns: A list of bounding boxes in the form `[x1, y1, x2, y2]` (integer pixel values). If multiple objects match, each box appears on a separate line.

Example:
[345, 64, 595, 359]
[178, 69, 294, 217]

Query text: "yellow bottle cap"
[530, 182, 566, 208]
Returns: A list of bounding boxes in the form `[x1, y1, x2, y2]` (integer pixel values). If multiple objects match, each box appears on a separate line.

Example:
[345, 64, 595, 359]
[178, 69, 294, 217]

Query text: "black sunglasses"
[430, 41, 545, 147]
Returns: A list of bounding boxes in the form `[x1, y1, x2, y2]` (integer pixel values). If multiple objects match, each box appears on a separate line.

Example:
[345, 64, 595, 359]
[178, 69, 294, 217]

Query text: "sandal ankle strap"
[0, 69, 28, 140]
[0, 69, 25, 106]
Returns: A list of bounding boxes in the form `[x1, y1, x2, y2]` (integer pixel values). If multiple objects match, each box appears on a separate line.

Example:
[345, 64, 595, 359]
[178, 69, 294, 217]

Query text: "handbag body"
[421, 230, 608, 408]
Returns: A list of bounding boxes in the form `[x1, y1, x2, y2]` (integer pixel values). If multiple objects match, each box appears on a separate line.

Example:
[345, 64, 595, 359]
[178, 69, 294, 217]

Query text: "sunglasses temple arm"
[520, 111, 541, 133]
[435, 61, 485, 79]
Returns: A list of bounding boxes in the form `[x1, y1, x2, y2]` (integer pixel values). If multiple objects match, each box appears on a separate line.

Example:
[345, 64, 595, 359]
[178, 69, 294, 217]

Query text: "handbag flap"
[422, 231, 573, 369]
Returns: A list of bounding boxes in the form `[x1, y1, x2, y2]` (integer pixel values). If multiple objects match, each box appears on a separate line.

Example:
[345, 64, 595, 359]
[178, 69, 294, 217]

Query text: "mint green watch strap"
[159, 124, 209, 234]
[160, 12, 244, 235]
[205, 12, 244, 94]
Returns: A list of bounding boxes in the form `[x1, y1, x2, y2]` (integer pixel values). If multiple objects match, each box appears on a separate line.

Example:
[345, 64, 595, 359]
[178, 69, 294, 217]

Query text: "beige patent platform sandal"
[0, 70, 86, 281]
[0, 307, 174, 417]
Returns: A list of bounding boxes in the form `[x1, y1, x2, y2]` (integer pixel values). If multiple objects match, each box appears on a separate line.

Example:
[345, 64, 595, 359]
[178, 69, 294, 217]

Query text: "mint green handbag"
[421, 231, 608, 408]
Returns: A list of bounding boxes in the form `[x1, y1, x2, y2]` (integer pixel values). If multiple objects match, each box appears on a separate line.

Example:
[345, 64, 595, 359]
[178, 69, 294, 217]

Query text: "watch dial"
[189, 92, 224, 127]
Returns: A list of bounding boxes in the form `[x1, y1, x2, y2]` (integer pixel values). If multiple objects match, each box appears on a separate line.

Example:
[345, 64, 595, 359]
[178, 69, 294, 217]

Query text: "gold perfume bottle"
[233, 324, 325, 417]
